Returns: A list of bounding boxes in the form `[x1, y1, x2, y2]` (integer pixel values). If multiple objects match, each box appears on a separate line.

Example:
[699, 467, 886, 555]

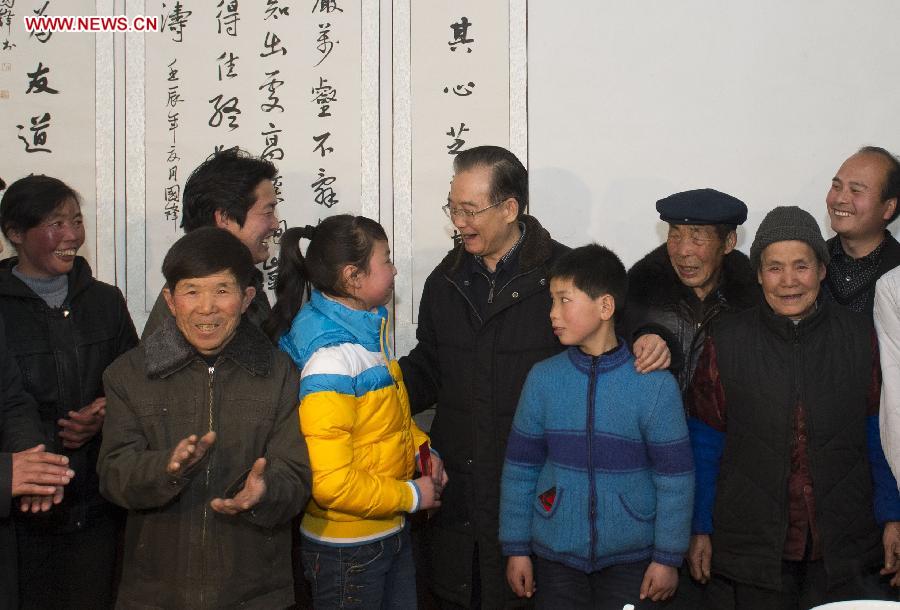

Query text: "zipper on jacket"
[200, 365, 215, 608]
[444, 266, 542, 324]
[587, 355, 599, 565]
[444, 276, 484, 324]
[780, 324, 803, 553]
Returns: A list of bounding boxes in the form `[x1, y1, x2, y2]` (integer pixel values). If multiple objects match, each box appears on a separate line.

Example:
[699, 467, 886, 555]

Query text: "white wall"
[528, 1, 900, 263]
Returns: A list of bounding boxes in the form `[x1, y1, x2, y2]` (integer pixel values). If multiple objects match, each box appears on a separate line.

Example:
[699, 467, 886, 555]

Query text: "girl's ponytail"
[263, 226, 315, 341]
[266, 215, 388, 339]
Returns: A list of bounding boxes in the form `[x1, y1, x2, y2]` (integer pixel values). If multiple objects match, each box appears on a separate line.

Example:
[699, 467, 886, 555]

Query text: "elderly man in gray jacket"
[99, 228, 310, 609]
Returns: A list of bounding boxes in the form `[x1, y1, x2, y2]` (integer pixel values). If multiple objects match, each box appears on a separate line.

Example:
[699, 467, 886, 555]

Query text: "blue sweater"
[499, 343, 695, 572]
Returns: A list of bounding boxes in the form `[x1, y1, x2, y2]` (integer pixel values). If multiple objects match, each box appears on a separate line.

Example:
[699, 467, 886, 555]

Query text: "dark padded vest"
[710, 301, 882, 590]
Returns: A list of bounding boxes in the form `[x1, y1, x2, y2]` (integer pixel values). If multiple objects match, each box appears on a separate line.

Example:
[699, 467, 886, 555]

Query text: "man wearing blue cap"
[621, 188, 760, 391]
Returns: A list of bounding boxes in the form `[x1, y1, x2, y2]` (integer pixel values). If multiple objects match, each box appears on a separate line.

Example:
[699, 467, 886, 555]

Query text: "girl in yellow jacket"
[270, 215, 447, 608]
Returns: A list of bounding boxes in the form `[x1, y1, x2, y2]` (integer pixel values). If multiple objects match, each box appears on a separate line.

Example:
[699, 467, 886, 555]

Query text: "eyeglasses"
[442, 200, 504, 219]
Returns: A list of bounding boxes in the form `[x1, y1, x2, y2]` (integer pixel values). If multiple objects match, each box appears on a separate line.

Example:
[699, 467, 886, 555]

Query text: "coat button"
[466, 458, 473, 465]
[511, 292, 519, 298]
[539, 278, 546, 285]
[463, 280, 470, 286]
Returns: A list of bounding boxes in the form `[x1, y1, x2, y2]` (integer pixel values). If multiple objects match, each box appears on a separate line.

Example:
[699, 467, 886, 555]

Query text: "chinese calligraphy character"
[0, 3, 14, 35]
[167, 144, 181, 163]
[311, 77, 336, 117]
[261, 31, 287, 58]
[312, 0, 342, 13]
[164, 1, 192, 43]
[443, 81, 475, 97]
[167, 59, 179, 81]
[265, 0, 290, 20]
[164, 184, 180, 221]
[312, 132, 334, 157]
[29, 2, 52, 43]
[314, 23, 338, 67]
[168, 165, 178, 181]
[216, 0, 239, 37]
[446, 123, 469, 155]
[1, 40, 15, 51]
[259, 70, 285, 113]
[263, 254, 281, 290]
[25, 62, 58, 95]
[217, 51, 239, 80]
[448, 17, 473, 53]
[272, 173, 284, 204]
[16, 112, 52, 153]
[167, 86, 182, 108]
[167, 110, 180, 130]
[261, 123, 284, 161]
[311, 168, 339, 208]
[272, 218, 287, 243]
[208, 94, 241, 131]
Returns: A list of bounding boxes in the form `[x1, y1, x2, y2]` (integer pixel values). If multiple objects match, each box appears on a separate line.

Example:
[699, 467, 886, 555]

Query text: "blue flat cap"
[656, 188, 748, 225]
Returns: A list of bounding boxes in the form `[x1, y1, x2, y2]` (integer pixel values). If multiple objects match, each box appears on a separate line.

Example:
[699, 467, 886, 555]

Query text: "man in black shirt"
[822, 146, 900, 315]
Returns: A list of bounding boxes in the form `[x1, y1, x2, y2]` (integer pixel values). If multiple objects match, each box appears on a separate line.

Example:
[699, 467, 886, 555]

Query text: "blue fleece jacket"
[499, 343, 695, 572]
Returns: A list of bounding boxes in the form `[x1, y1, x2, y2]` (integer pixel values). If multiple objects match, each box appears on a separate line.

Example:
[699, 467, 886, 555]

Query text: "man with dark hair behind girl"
[269, 214, 448, 608]
[0, 174, 138, 608]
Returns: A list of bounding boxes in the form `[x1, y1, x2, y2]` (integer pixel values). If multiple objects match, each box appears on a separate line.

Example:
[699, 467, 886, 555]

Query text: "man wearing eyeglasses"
[621, 189, 759, 393]
[400, 145, 569, 609]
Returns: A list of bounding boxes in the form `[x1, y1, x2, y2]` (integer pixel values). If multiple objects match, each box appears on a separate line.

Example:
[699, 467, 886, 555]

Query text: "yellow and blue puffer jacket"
[279, 289, 430, 545]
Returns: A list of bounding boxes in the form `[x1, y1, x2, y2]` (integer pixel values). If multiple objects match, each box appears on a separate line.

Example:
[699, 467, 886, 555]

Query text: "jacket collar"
[438, 214, 556, 278]
[627, 243, 760, 309]
[143, 316, 273, 379]
[0, 256, 95, 303]
[759, 297, 830, 342]
[307, 289, 386, 349]
[566, 339, 631, 375]
[277, 289, 387, 371]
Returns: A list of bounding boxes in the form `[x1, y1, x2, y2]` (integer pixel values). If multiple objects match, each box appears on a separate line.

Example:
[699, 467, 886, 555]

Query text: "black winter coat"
[0, 256, 138, 533]
[706, 301, 883, 590]
[621, 244, 760, 391]
[0, 316, 45, 610]
[400, 215, 568, 608]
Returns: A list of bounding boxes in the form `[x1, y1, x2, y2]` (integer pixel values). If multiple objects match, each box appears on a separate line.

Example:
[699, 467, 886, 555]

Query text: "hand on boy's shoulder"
[633, 334, 671, 374]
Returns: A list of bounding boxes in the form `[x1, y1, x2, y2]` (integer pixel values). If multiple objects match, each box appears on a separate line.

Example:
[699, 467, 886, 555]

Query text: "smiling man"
[686, 207, 900, 608]
[621, 189, 759, 392]
[99, 228, 311, 609]
[821, 146, 900, 315]
[400, 145, 569, 608]
[142, 147, 281, 338]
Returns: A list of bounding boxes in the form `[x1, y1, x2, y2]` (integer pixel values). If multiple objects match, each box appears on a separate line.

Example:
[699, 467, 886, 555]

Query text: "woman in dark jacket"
[0, 175, 138, 609]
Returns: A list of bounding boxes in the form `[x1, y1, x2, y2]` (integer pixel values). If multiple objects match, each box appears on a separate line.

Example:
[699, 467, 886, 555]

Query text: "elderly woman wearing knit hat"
[683, 206, 900, 609]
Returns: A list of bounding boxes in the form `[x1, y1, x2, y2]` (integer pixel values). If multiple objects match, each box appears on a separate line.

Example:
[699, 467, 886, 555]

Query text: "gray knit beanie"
[749, 206, 830, 270]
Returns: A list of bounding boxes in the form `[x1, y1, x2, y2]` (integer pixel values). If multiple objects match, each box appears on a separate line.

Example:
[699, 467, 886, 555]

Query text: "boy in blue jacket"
[499, 244, 695, 609]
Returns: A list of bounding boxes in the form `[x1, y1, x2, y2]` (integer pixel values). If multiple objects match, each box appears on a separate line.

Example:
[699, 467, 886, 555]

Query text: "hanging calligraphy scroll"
[140, 0, 363, 313]
[402, 2, 511, 330]
[0, 0, 98, 267]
